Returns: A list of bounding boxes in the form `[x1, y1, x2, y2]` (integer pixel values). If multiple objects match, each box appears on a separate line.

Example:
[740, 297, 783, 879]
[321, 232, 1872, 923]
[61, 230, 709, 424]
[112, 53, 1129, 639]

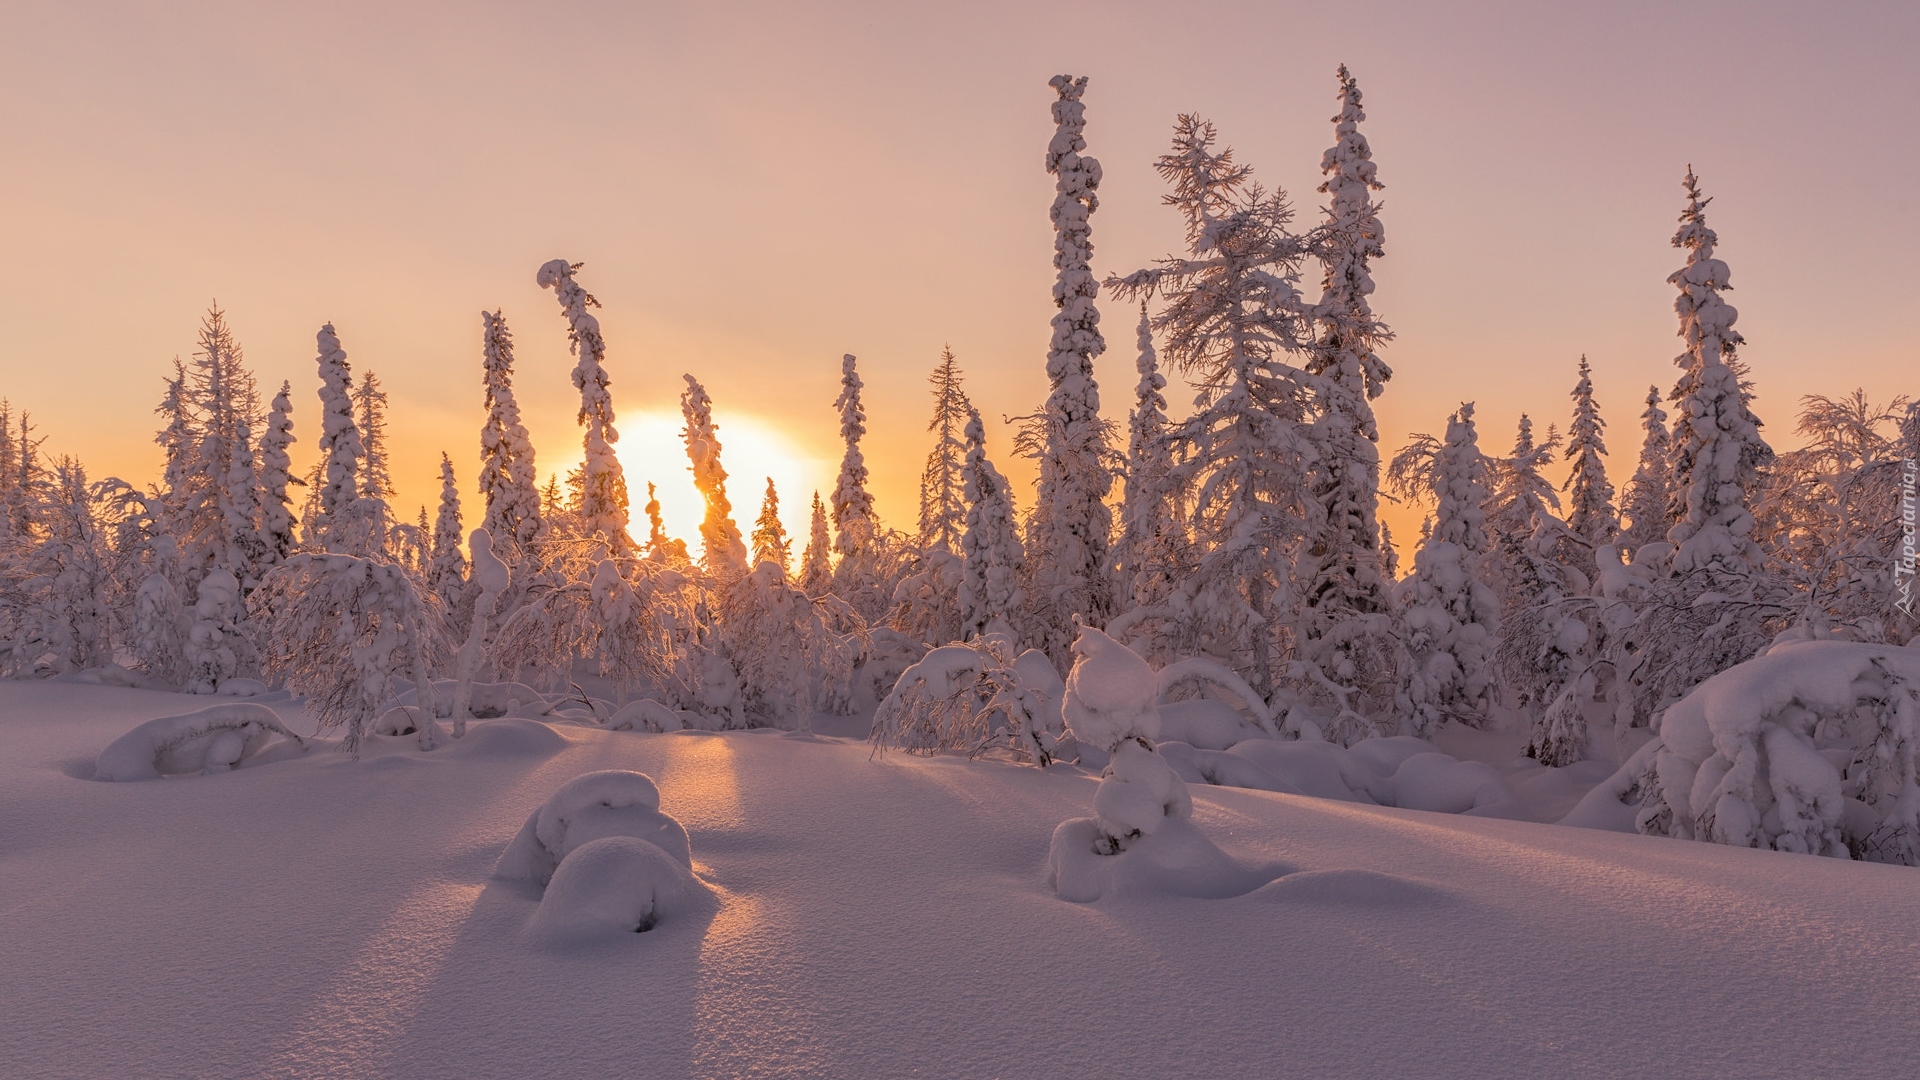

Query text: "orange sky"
[2, 1, 1915, 554]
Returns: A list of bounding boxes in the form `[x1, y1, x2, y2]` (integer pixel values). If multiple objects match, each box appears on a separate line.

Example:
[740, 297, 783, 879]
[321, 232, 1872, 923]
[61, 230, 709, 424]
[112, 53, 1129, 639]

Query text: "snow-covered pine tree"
[832, 354, 877, 557]
[182, 304, 268, 585]
[478, 310, 542, 553]
[1027, 73, 1114, 667]
[537, 260, 631, 550]
[0, 459, 115, 676]
[152, 360, 195, 542]
[751, 477, 791, 573]
[1116, 302, 1181, 611]
[1391, 403, 1499, 734]
[918, 346, 969, 554]
[311, 323, 366, 555]
[259, 382, 297, 563]
[1106, 114, 1313, 696]
[799, 491, 831, 596]
[681, 374, 747, 576]
[1379, 521, 1399, 580]
[1664, 169, 1771, 578]
[353, 370, 395, 558]
[1561, 355, 1616, 570]
[430, 452, 467, 608]
[1300, 64, 1397, 720]
[958, 405, 1026, 644]
[1619, 385, 1673, 554]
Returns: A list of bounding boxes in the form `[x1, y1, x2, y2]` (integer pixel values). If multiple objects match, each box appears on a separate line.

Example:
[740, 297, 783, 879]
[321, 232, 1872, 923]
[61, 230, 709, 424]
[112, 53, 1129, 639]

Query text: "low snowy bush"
[871, 637, 1063, 764]
[495, 770, 692, 887]
[95, 703, 305, 781]
[1574, 638, 1920, 864]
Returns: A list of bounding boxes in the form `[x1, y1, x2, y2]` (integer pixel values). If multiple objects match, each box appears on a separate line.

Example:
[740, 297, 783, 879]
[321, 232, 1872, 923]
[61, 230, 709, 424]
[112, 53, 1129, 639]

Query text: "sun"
[614, 410, 833, 555]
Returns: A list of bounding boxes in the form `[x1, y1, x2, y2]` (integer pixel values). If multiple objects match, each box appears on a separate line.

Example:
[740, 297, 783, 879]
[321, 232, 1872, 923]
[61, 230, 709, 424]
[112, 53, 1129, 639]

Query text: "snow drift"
[94, 703, 305, 781]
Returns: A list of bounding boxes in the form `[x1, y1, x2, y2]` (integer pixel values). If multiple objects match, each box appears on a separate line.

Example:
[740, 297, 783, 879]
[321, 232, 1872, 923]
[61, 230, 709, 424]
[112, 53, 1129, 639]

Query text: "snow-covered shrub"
[871, 637, 1063, 765]
[249, 553, 445, 754]
[718, 561, 860, 727]
[94, 703, 305, 781]
[528, 836, 697, 942]
[184, 568, 250, 694]
[448, 527, 510, 735]
[495, 769, 691, 886]
[1580, 639, 1920, 864]
[1061, 623, 1160, 750]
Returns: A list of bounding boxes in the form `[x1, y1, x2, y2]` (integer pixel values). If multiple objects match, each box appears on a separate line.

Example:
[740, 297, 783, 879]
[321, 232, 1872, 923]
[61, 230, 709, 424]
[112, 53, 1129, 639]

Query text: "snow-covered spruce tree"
[478, 310, 542, 554]
[641, 482, 687, 563]
[430, 453, 467, 609]
[130, 570, 189, 687]
[750, 477, 791, 573]
[681, 374, 747, 577]
[832, 353, 877, 557]
[537, 259, 631, 550]
[1619, 385, 1673, 555]
[353, 370, 395, 556]
[719, 561, 859, 726]
[1562, 355, 1616, 569]
[1610, 171, 1780, 731]
[798, 491, 832, 596]
[152, 360, 195, 543]
[1664, 170, 1771, 578]
[0, 459, 116, 676]
[1485, 415, 1563, 601]
[1300, 63, 1397, 721]
[0, 403, 46, 542]
[1026, 74, 1114, 669]
[449, 526, 509, 734]
[918, 346, 969, 554]
[258, 382, 297, 563]
[958, 405, 1027, 644]
[1105, 114, 1314, 697]
[1116, 302, 1182, 612]
[1390, 403, 1500, 734]
[251, 553, 445, 754]
[181, 304, 268, 586]
[310, 323, 366, 555]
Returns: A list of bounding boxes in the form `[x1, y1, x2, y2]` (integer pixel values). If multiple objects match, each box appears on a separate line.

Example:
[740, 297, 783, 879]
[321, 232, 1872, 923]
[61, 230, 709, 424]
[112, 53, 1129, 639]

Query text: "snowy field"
[4, 682, 1918, 1079]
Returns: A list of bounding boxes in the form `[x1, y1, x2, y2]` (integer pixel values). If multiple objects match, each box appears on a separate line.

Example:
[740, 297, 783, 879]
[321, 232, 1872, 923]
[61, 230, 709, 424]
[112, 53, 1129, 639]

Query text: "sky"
[1, 0, 1915, 552]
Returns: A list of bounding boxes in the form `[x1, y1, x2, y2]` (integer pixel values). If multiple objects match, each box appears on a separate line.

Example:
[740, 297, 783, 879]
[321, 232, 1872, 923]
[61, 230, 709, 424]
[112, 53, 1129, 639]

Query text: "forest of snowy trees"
[3, 68, 1917, 866]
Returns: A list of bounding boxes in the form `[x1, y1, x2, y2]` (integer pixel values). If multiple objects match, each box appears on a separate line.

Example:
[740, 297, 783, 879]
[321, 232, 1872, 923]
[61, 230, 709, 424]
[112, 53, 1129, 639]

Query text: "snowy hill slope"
[2, 682, 1917, 1079]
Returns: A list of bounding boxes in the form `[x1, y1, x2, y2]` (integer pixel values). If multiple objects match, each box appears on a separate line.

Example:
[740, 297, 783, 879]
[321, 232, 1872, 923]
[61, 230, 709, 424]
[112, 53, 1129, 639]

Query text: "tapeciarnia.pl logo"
[1898, 458, 1918, 616]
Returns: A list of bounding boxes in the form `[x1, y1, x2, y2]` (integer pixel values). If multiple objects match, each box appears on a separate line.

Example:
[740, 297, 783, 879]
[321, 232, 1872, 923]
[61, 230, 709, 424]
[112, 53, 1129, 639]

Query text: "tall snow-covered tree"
[430, 452, 467, 608]
[1106, 114, 1313, 696]
[311, 323, 365, 554]
[918, 346, 969, 554]
[478, 310, 542, 553]
[1027, 73, 1114, 666]
[1391, 403, 1499, 734]
[537, 259, 631, 550]
[1562, 355, 1616, 567]
[751, 477, 791, 573]
[832, 354, 877, 557]
[181, 304, 267, 584]
[353, 370, 394, 557]
[152, 360, 194, 541]
[959, 405, 1026, 644]
[1300, 64, 1397, 716]
[799, 491, 832, 596]
[1664, 169, 1771, 577]
[1116, 302, 1181, 610]
[258, 382, 297, 563]
[1620, 385, 1673, 554]
[681, 374, 747, 576]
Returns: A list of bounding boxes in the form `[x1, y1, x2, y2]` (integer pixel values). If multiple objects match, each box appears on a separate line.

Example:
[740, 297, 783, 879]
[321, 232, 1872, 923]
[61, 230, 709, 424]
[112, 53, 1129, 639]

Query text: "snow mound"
[1156, 698, 1266, 751]
[494, 770, 691, 886]
[1387, 753, 1524, 818]
[213, 678, 269, 697]
[1094, 738, 1192, 840]
[527, 836, 698, 944]
[55, 664, 144, 688]
[607, 699, 682, 732]
[440, 717, 569, 758]
[1062, 623, 1159, 750]
[95, 704, 305, 781]
[1253, 869, 1450, 908]
[1048, 816, 1283, 903]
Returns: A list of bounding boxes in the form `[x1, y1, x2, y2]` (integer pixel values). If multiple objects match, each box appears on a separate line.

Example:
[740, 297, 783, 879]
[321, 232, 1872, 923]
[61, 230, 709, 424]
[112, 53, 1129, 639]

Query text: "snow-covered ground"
[4, 682, 1918, 1079]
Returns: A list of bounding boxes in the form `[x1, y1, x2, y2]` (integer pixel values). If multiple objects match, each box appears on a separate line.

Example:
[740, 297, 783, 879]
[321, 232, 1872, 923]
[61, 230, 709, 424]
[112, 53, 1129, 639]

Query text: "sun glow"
[614, 410, 833, 558]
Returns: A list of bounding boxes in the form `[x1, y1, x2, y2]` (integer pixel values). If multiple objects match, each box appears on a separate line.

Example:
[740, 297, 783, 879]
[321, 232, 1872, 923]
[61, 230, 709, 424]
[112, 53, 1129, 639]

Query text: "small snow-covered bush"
[1062, 623, 1160, 751]
[95, 703, 305, 781]
[1580, 638, 1920, 864]
[495, 770, 692, 887]
[528, 835, 696, 942]
[871, 637, 1062, 764]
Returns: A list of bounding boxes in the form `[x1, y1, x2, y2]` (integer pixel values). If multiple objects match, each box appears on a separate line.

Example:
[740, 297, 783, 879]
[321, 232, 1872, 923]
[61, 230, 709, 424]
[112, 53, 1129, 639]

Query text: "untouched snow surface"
[3, 682, 1919, 1078]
